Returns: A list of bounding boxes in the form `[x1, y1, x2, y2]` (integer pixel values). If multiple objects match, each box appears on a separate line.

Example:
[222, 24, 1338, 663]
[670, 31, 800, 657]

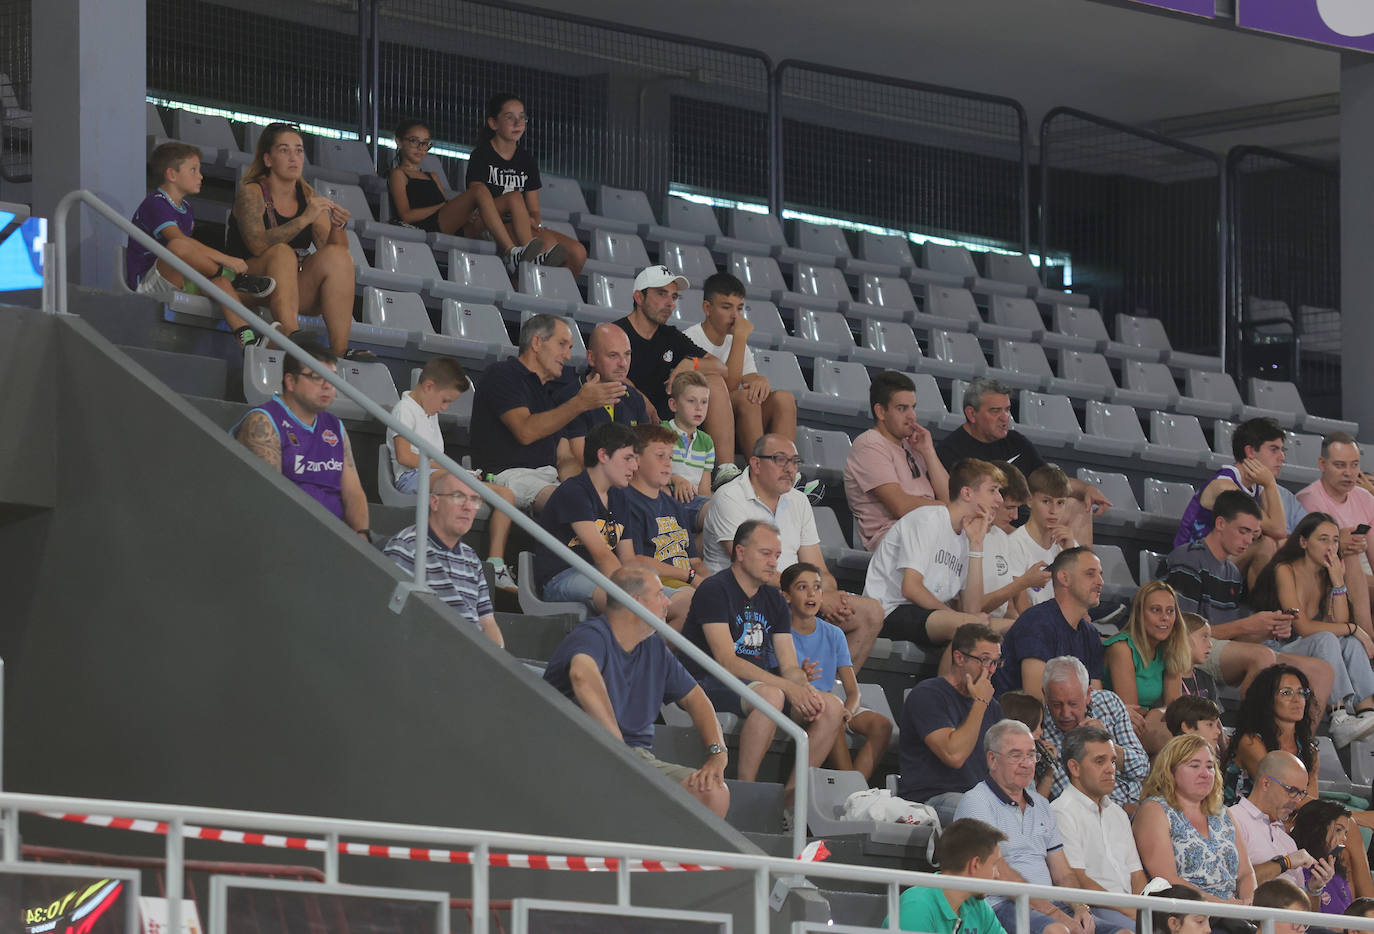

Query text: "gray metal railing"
[0, 789, 1366, 934]
[43, 191, 813, 901]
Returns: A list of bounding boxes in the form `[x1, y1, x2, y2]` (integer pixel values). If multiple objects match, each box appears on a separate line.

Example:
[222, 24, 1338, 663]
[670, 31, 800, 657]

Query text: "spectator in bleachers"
[683, 273, 797, 477]
[662, 371, 714, 532]
[128, 142, 276, 348]
[383, 469, 504, 647]
[465, 94, 584, 275]
[1291, 799, 1358, 915]
[542, 565, 729, 817]
[991, 547, 1105, 700]
[704, 434, 883, 668]
[999, 689, 1056, 798]
[388, 118, 554, 274]
[1139, 886, 1210, 934]
[1248, 512, 1374, 743]
[1252, 878, 1314, 925]
[681, 520, 842, 812]
[934, 378, 1110, 545]
[532, 422, 637, 613]
[225, 122, 372, 361]
[469, 314, 624, 515]
[782, 562, 892, 780]
[1345, 897, 1374, 929]
[1040, 656, 1149, 811]
[864, 458, 1012, 653]
[1174, 417, 1290, 587]
[1164, 695, 1224, 754]
[885, 817, 1016, 934]
[1179, 612, 1221, 703]
[618, 424, 704, 629]
[1133, 733, 1256, 904]
[1228, 751, 1330, 908]
[843, 370, 950, 550]
[1298, 433, 1374, 636]
[1048, 725, 1148, 923]
[953, 719, 1132, 934]
[233, 339, 369, 537]
[898, 623, 1005, 825]
[1006, 466, 1082, 611]
[1164, 490, 1337, 722]
[1104, 581, 1192, 753]
[556, 322, 653, 474]
[980, 461, 1047, 619]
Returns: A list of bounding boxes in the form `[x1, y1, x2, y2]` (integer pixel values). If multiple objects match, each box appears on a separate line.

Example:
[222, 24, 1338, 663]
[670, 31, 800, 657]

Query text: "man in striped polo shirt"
[385, 471, 504, 647]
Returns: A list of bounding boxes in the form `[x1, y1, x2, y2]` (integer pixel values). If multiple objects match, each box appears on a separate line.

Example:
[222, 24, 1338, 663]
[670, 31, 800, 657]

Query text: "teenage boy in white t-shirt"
[981, 461, 1050, 619]
[863, 458, 1013, 651]
[1007, 465, 1079, 608]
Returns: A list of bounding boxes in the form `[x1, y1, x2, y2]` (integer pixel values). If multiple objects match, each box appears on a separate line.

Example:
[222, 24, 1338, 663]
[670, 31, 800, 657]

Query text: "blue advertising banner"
[1238, 0, 1374, 54]
[1130, 0, 1215, 17]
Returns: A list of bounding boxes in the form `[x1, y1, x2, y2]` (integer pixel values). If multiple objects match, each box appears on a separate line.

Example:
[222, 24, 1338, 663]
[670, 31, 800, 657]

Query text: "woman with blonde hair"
[1106, 580, 1193, 752]
[1133, 733, 1256, 905]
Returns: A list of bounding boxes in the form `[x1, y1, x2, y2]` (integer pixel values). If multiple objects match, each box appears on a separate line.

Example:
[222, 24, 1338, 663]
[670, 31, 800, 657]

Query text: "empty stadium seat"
[1115, 312, 1223, 372]
[508, 265, 615, 326]
[739, 299, 811, 356]
[374, 236, 465, 301]
[1248, 378, 1358, 436]
[1016, 391, 1083, 447]
[752, 349, 856, 423]
[1053, 305, 1153, 361]
[792, 264, 856, 314]
[667, 289, 704, 329]
[1181, 369, 1248, 421]
[359, 287, 469, 356]
[242, 346, 283, 407]
[146, 102, 167, 145]
[921, 243, 1026, 302]
[980, 253, 1088, 307]
[659, 241, 718, 284]
[583, 229, 651, 279]
[1093, 543, 1140, 604]
[860, 320, 920, 372]
[587, 273, 635, 312]
[1055, 350, 1114, 404]
[813, 506, 871, 572]
[1144, 478, 1196, 518]
[729, 252, 825, 311]
[992, 340, 1079, 394]
[663, 197, 766, 256]
[928, 330, 988, 381]
[856, 231, 914, 277]
[911, 372, 965, 432]
[980, 296, 1044, 343]
[795, 309, 907, 370]
[169, 110, 253, 174]
[1078, 400, 1148, 458]
[810, 358, 872, 418]
[446, 249, 515, 306]
[1213, 419, 1237, 463]
[344, 230, 425, 293]
[1149, 411, 1227, 470]
[538, 175, 626, 233]
[517, 551, 588, 621]
[1283, 432, 1323, 485]
[337, 360, 399, 418]
[311, 137, 384, 193]
[1139, 548, 1167, 584]
[596, 185, 704, 245]
[1075, 468, 1146, 533]
[725, 208, 833, 267]
[923, 287, 984, 333]
[791, 220, 896, 277]
[855, 275, 938, 327]
[1122, 360, 1181, 410]
[796, 427, 852, 483]
[439, 300, 518, 363]
[312, 180, 425, 244]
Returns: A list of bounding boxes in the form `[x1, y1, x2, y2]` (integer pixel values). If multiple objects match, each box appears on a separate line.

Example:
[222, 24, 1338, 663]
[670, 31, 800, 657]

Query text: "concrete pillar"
[32, 0, 145, 291]
[1341, 54, 1374, 431]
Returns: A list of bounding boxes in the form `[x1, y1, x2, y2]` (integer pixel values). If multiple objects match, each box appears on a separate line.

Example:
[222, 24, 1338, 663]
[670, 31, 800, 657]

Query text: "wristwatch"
[706, 743, 726, 757]
[687, 568, 697, 585]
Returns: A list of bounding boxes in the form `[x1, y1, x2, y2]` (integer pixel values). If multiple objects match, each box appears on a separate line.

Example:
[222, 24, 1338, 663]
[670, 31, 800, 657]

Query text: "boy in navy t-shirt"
[129, 142, 276, 347]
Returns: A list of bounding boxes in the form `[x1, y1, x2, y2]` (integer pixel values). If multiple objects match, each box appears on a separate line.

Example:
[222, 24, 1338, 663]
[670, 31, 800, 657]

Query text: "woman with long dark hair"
[1290, 798, 1352, 914]
[1222, 663, 1317, 805]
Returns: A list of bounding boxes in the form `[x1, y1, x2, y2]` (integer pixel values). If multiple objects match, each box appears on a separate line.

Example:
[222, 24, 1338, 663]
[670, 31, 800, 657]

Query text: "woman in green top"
[1104, 580, 1192, 753]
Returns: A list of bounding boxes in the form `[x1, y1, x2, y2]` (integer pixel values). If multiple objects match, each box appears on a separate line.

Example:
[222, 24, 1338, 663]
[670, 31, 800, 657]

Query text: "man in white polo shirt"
[704, 433, 882, 668]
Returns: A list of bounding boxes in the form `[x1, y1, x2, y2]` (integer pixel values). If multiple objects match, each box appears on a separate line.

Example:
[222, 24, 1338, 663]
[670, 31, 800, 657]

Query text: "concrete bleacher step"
[117, 344, 227, 398]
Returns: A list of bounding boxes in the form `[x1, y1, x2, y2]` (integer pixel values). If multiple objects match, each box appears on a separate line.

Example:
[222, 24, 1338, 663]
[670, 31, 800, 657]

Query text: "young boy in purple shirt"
[129, 142, 276, 348]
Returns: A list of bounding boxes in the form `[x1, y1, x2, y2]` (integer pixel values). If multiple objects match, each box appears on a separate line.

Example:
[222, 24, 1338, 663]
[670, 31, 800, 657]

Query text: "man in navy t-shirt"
[544, 565, 729, 816]
[993, 546, 1106, 699]
[555, 322, 652, 475]
[682, 520, 843, 809]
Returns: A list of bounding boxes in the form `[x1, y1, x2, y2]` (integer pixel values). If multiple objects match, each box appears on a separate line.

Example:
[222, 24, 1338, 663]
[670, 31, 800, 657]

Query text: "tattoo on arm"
[234, 186, 310, 254]
[237, 411, 281, 469]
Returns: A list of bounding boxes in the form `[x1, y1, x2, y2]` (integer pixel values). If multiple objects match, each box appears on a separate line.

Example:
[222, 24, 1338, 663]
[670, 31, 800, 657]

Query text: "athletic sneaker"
[502, 237, 540, 277]
[233, 273, 276, 300]
[1329, 708, 1374, 747]
[342, 347, 377, 363]
[531, 242, 567, 268]
[711, 462, 742, 491]
[236, 320, 285, 348]
[488, 559, 517, 594]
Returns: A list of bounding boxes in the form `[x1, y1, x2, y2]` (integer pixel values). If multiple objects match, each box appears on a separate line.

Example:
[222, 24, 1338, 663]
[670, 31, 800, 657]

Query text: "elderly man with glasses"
[1229, 751, 1336, 911]
[1040, 655, 1149, 813]
[384, 470, 504, 648]
[703, 433, 883, 669]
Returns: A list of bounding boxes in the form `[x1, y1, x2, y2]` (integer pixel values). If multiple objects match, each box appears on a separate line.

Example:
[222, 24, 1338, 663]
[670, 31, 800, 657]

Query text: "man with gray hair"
[935, 377, 1109, 544]
[1039, 656, 1148, 812]
[955, 719, 1131, 934]
[1049, 725, 1147, 925]
[543, 565, 730, 817]
[470, 313, 626, 514]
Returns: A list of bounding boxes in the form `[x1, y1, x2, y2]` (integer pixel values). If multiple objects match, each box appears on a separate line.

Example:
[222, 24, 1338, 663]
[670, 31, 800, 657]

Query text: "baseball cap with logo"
[632, 265, 690, 293]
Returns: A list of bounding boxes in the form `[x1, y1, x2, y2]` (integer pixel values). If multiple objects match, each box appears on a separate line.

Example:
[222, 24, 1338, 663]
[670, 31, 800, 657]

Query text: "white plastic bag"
[842, 788, 940, 827]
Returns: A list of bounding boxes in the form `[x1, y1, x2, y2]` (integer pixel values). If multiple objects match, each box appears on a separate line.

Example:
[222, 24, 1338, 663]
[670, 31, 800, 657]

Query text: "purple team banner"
[1238, 0, 1374, 53]
[1130, 0, 1215, 17]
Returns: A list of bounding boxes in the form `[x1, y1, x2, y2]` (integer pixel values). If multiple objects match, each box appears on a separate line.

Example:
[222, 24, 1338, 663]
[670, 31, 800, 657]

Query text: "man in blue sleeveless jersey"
[233, 339, 370, 537]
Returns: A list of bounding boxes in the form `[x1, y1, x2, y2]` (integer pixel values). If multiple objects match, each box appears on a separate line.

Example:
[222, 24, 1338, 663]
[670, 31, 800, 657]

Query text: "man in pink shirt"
[844, 371, 951, 549]
[1297, 432, 1374, 634]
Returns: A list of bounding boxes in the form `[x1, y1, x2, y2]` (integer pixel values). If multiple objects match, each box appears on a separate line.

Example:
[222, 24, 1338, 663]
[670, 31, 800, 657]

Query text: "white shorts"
[491, 465, 559, 512]
[135, 263, 180, 299]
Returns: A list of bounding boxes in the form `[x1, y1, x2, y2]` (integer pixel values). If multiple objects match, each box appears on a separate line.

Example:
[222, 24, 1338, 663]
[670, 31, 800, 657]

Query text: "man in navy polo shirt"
[992, 547, 1105, 700]
[555, 322, 652, 474]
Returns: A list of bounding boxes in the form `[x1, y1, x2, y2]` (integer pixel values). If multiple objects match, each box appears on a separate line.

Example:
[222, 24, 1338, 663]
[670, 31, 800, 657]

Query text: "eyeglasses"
[434, 492, 482, 507]
[757, 453, 804, 470]
[1276, 688, 1312, 698]
[293, 370, 330, 384]
[994, 750, 1036, 764]
[1267, 775, 1308, 800]
[957, 651, 1002, 671]
[403, 136, 433, 148]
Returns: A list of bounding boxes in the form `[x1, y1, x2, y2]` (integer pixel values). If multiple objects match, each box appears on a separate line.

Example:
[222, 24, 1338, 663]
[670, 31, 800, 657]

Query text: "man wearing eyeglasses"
[384, 471, 504, 647]
[1229, 751, 1335, 910]
[898, 623, 1006, 827]
[233, 338, 370, 538]
[703, 433, 884, 669]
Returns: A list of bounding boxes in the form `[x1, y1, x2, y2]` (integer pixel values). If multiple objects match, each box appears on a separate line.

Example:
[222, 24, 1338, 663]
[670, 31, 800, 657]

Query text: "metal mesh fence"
[777, 63, 1028, 252]
[1228, 146, 1340, 411]
[1039, 108, 1223, 355]
[0, 0, 31, 183]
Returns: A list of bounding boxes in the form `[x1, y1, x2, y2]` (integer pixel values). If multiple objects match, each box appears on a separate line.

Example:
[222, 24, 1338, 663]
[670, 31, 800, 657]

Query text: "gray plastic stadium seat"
[1139, 549, 1167, 584]
[360, 287, 468, 356]
[797, 309, 907, 370]
[537, 175, 625, 234]
[856, 274, 921, 326]
[667, 289, 704, 329]
[311, 179, 424, 245]
[1248, 378, 1358, 436]
[1093, 543, 1140, 604]
[146, 102, 167, 142]
[663, 197, 764, 256]
[807, 767, 936, 849]
[439, 300, 517, 363]
[517, 551, 587, 621]
[659, 241, 717, 284]
[242, 346, 283, 407]
[1150, 411, 1226, 469]
[993, 340, 1077, 394]
[1144, 478, 1196, 519]
[796, 426, 852, 483]
[981, 296, 1044, 343]
[792, 220, 896, 277]
[923, 287, 983, 333]
[587, 273, 635, 313]
[516, 311, 586, 369]
[113, 243, 215, 321]
[311, 137, 383, 193]
[344, 230, 421, 292]
[509, 265, 615, 326]
[980, 253, 1088, 307]
[810, 358, 872, 418]
[1115, 312, 1222, 372]
[375, 236, 463, 301]
[1213, 419, 1237, 463]
[922, 243, 1027, 302]
[740, 299, 811, 355]
[1076, 468, 1146, 531]
[596, 185, 703, 245]
[1283, 433, 1323, 485]
[861, 320, 921, 372]
[1078, 400, 1148, 458]
[337, 360, 398, 419]
[1123, 360, 1181, 410]
[584, 229, 651, 280]
[1053, 305, 1154, 362]
[752, 349, 854, 423]
[1017, 391, 1083, 447]
[813, 506, 871, 572]
[729, 252, 823, 311]
[1181, 369, 1247, 421]
[791, 263, 853, 314]
[447, 249, 515, 306]
[905, 372, 962, 433]
[169, 110, 252, 174]
[376, 444, 415, 507]
[1056, 350, 1115, 403]
[928, 330, 988, 380]
[856, 231, 915, 276]
[725, 208, 833, 267]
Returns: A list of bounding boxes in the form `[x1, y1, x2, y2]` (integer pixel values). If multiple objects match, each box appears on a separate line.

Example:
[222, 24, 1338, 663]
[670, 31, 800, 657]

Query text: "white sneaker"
[488, 559, 517, 594]
[1329, 708, 1374, 747]
[711, 462, 742, 491]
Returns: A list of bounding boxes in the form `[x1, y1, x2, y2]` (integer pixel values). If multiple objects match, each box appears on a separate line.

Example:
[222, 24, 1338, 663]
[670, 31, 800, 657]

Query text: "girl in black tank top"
[225, 179, 316, 258]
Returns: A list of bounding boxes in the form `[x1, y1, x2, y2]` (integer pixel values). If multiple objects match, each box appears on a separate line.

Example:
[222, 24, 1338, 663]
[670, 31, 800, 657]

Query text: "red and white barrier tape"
[36, 811, 830, 871]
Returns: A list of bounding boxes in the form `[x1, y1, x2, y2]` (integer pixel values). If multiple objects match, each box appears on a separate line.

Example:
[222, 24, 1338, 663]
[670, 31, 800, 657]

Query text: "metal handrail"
[1, 789, 1367, 934]
[43, 192, 812, 877]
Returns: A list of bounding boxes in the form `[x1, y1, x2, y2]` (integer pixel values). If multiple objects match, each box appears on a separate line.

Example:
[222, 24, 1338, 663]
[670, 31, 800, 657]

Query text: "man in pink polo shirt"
[1297, 432, 1374, 633]
[844, 371, 951, 549]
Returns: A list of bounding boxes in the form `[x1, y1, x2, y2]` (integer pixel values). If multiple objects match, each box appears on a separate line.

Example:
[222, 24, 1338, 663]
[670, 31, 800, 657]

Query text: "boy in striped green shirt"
[663, 370, 714, 532]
